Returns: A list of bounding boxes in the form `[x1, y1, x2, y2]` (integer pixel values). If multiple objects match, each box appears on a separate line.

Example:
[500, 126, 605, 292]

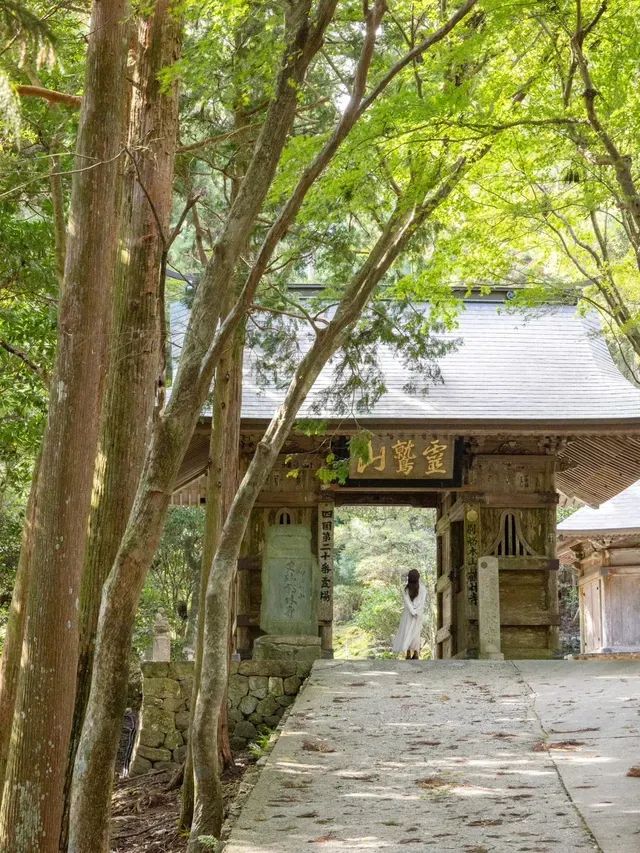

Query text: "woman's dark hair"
[406, 569, 420, 601]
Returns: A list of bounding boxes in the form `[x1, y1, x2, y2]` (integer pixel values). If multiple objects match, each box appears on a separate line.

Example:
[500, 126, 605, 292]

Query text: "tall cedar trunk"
[49, 154, 66, 286]
[0, 1, 129, 848]
[180, 330, 243, 829]
[187, 159, 476, 848]
[70, 0, 470, 836]
[180, 92, 250, 827]
[69, 6, 331, 848]
[0, 455, 39, 795]
[187, 216, 413, 850]
[61, 4, 181, 847]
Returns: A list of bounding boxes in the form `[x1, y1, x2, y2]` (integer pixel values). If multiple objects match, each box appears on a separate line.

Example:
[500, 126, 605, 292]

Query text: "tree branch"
[176, 122, 260, 155]
[0, 339, 49, 384]
[16, 84, 81, 108]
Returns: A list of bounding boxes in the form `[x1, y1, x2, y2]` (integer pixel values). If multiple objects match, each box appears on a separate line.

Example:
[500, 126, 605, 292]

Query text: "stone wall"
[130, 659, 311, 775]
[227, 659, 311, 750]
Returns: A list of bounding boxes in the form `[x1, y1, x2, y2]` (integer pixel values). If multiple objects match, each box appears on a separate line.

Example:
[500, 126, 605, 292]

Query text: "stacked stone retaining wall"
[130, 659, 311, 775]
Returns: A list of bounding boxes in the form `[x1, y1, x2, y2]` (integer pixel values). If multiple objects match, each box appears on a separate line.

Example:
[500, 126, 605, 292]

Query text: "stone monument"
[254, 523, 321, 662]
[151, 610, 172, 662]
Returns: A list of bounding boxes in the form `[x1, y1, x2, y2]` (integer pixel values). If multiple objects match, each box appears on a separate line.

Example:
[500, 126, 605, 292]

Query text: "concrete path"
[223, 660, 640, 852]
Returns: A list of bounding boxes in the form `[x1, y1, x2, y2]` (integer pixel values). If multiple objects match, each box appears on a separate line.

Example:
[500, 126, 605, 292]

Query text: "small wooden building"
[171, 290, 640, 660]
[558, 481, 640, 655]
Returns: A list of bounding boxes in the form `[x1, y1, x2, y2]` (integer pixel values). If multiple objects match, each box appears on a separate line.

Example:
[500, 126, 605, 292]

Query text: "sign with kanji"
[317, 501, 334, 621]
[349, 435, 454, 480]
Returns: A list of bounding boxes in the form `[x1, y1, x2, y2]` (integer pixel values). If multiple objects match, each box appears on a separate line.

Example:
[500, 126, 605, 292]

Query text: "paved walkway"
[223, 660, 640, 852]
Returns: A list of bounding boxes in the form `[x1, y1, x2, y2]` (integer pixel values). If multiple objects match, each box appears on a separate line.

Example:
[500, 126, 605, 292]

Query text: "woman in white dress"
[392, 569, 427, 659]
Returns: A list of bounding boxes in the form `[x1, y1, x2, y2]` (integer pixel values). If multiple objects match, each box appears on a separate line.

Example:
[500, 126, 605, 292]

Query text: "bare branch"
[125, 146, 168, 249]
[168, 193, 202, 248]
[0, 339, 49, 384]
[360, 0, 478, 112]
[176, 122, 260, 155]
[16, 84, 81, 108]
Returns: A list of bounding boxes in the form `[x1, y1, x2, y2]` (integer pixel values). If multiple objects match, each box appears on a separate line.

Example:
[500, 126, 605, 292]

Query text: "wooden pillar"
[317, 499, 335, 658]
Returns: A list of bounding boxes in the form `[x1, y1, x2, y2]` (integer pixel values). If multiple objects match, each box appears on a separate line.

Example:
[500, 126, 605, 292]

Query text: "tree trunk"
[49, 154, 66, 287]
[187, 158, 476, 848]
[69, 7, 332, 849]
[60, 4, 181, 847]
[0, 1, 129, 848]
[180, 328, 243, 829]
[0, 455, 38, 795]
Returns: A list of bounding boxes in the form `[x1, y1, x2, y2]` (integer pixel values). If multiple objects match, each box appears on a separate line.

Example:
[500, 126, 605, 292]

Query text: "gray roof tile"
[557, 479, 640, 534]
[170, 300, 640, 423]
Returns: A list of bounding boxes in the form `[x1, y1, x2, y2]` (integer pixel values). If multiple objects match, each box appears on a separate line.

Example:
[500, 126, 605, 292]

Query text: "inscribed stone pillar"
[477, 557, 504, 660]
[260, 524, 319, 636]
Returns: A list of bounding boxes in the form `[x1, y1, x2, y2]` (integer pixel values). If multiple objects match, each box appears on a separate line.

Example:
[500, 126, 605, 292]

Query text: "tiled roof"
[557, 480, 640, 535]
[170, 299, 640, 424]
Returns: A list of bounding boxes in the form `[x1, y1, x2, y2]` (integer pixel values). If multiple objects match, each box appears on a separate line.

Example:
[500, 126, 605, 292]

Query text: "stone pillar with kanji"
[317, 498, 335, 657]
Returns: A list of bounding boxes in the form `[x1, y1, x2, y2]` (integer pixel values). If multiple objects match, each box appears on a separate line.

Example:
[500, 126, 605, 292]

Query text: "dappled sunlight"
[225, 660, 640, 852]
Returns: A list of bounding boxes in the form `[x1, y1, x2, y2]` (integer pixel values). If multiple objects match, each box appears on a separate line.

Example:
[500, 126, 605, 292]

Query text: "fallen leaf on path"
[551, 727, 599, 734]
[548, 740, 585, 750]
[302, 739, 336, 753]
[416, 776, 449, 789]
[532, 739, 584, 752]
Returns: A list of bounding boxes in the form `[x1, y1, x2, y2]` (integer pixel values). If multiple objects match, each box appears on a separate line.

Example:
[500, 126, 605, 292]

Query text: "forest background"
[0, 0, 639, 850]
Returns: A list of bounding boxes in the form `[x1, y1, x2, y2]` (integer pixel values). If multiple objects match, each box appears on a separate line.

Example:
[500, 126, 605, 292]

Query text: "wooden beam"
[435, 574, 451, 593]
[435, 625, 452, 644]
[501, 615, 561, 627]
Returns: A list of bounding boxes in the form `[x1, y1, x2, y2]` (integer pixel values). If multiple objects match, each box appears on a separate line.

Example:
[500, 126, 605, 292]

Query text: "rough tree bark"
[180, 326, 243, 829]
[180, 81, 254, 827]
[0, 1, 129, 848]
[187, 159, 474, 849]
[0, 456, 38, 796]
[68, 5, 336, 849]
[60, 2, 181, 846]
[70, 3, 479, 847]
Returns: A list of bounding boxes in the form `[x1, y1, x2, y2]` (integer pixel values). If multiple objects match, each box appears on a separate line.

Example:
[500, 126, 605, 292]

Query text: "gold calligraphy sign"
[349, 435, 454, 480]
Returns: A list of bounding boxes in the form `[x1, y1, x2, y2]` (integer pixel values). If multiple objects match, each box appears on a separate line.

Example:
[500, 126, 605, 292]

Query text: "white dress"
[392, 582, 427, 653]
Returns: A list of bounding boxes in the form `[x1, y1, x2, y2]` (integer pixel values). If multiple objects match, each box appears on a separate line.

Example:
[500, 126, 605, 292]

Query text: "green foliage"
[557, 504, 581, 524]
[349, 431, 373, 466]
[0, 490, 23, 650]
[134, 506, 204, 658]
[294, 419, 328, 437]
[0, 0, 57, 143]
[333, 506, 437, 658]
[194, 837, 217, 851]
[333, 583, 362, 622]
[0, 203, 56, 490]
[247, 727, 274, 759]
[353, 584, 402, 651]
[333, 623, 375, 659]
[315, 454, 349, 486]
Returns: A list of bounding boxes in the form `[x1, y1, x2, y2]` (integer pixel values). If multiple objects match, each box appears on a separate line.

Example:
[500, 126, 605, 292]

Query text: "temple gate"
[170, 290, 640, 660]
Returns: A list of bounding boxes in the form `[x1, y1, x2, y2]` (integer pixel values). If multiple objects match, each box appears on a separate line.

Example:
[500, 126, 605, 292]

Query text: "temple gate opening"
[170, 289, 640, 661]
